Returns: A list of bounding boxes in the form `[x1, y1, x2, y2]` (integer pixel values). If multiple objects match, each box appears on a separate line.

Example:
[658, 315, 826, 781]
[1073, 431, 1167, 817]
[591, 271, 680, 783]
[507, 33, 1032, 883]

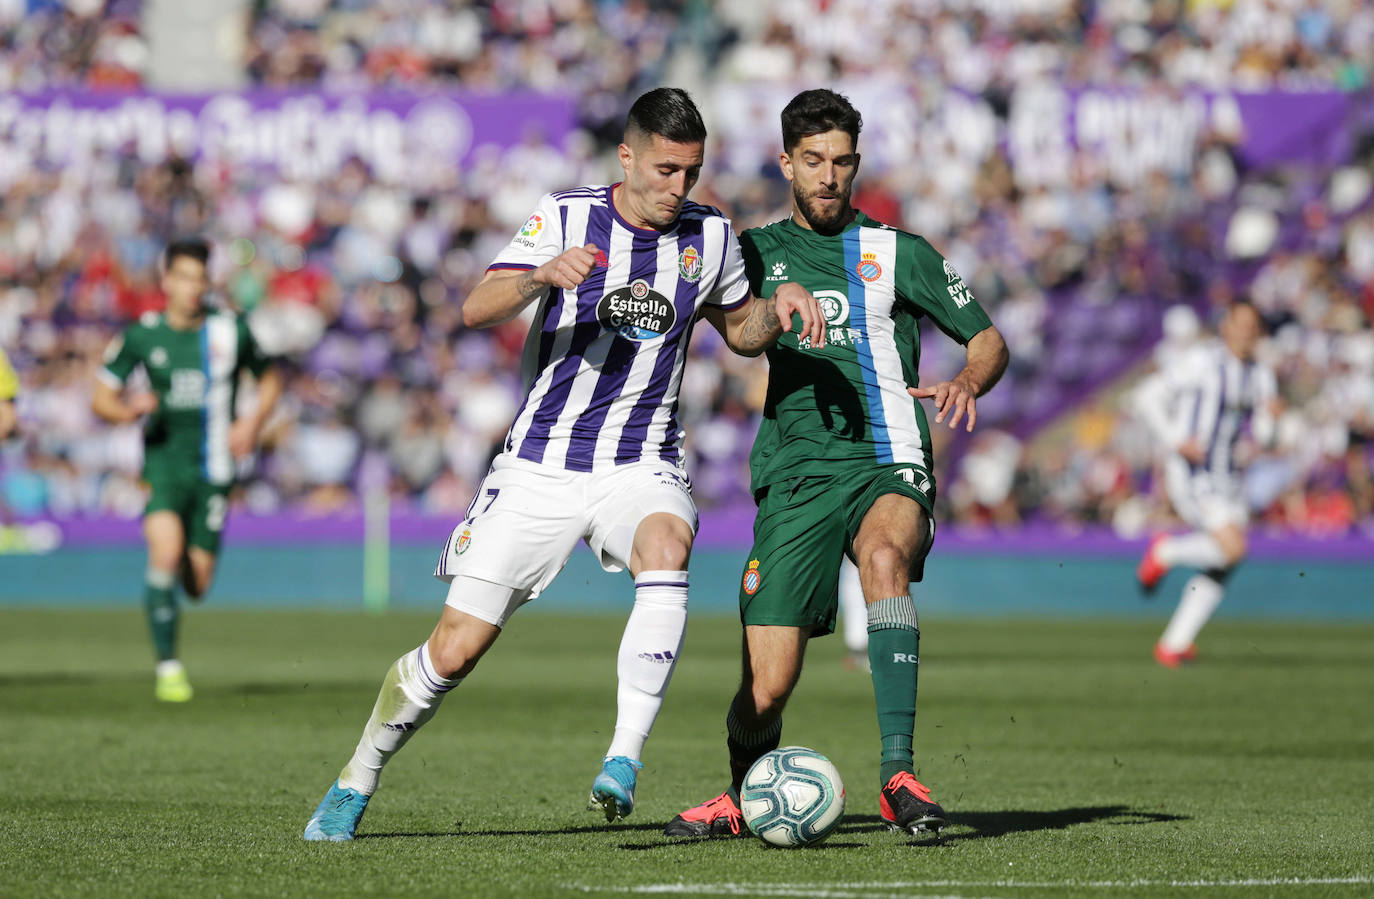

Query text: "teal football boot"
[303, 781, 370, 841]
[588, 756, 642, 822]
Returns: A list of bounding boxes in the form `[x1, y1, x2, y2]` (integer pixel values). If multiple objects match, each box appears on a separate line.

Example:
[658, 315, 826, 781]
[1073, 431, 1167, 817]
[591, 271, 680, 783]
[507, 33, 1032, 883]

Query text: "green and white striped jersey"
[741, 212, 993, 493]
[100, 310, 270, 486]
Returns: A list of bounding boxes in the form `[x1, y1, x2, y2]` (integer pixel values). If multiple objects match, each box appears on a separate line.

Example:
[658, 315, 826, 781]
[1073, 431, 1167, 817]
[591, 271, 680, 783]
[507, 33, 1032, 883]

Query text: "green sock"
[866, 594, 919, 788]
[725, 694, 782, 801]
[143, 569, 179, 662]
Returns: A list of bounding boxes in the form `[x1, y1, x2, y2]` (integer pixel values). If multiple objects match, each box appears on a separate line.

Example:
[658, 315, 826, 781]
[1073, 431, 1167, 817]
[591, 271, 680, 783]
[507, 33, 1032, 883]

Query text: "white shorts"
[433, 453, 698, 597]
[1164, 457, 1248, 532]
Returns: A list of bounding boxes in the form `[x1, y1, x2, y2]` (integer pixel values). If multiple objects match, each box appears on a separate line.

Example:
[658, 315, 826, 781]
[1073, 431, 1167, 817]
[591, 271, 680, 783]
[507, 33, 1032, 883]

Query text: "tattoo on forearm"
[516, 270, 546, 302]
[738, 298, 782, 351]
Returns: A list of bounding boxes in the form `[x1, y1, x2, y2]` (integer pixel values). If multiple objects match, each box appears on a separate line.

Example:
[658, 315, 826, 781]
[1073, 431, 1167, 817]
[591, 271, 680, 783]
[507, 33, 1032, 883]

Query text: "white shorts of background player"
[1164, 455, 1248, 534]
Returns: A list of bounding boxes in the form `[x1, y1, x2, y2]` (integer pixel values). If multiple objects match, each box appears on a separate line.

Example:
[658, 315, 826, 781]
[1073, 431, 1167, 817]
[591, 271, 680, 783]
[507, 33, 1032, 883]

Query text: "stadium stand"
[1, 0, 1371, 536]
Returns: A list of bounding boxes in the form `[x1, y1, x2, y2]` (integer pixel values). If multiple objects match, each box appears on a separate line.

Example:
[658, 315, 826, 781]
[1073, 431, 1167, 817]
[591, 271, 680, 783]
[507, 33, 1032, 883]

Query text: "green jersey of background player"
[666, 89, 1009, 839]
[93, 237, 282, 703]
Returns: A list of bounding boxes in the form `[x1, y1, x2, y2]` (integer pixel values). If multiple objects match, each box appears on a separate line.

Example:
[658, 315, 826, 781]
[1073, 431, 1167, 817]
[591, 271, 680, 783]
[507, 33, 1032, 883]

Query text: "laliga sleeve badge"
[742, 559, 762, 596]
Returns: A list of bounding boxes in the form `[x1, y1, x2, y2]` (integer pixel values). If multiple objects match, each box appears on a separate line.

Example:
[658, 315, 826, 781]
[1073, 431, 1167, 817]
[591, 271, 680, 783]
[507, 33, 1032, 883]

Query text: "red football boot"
[663, 790, 747, 837]
[1137, 533, 1170, 594]
[879, 771, 947, 835]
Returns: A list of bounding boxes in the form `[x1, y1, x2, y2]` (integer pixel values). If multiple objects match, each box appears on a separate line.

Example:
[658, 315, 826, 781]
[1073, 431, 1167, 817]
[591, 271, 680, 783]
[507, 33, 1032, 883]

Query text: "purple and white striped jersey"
[485, 183, 751, 472]
[1136, 340, 1277, 475]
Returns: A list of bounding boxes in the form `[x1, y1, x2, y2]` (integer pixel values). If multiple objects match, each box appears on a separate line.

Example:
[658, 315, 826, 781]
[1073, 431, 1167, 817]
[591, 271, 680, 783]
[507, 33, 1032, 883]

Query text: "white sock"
[838, 560, 868, 655]
[605, 570, 688, 761]
[1160, 572, 1226, 652]
[338, 642, 461, 795]
[1157, 532, 1227, 570]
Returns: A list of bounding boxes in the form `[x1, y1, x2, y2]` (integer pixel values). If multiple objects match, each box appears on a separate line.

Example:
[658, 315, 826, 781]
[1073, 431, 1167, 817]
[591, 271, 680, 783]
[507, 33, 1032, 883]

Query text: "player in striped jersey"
[1133, 301, 1279, 667]
[304, 88, 825, 841]
[666, 89, 1008, 840]
[92, 238, 282, 701]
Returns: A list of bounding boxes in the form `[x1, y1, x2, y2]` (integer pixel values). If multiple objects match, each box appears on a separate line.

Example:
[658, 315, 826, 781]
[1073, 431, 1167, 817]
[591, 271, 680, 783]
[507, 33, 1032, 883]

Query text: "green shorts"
[738, 464, 936, 637]
[144, 473, 231, 555]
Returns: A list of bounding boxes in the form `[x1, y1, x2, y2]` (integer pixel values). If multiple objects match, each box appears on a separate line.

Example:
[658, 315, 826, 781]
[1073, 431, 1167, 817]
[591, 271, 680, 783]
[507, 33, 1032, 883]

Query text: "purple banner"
[715, 82, 1368, 194]
[1011, 86, 1362, 186]
[5, 514, 1371, 563]
[0, 90, 576, 185]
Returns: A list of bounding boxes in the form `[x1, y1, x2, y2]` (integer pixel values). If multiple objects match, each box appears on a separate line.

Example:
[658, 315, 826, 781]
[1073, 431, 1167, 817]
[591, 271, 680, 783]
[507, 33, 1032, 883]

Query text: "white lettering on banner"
[0, 94, 476, 187]
[1009, 86, 1243, 188]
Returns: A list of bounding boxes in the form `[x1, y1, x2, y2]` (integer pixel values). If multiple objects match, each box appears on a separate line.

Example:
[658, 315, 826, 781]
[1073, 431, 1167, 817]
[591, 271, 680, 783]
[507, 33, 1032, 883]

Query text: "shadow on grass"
[357, 822, 668, 839]
[354, 805, 1186, 847]
[838, 805, 1188, 844]
[618, 839, 867, 852]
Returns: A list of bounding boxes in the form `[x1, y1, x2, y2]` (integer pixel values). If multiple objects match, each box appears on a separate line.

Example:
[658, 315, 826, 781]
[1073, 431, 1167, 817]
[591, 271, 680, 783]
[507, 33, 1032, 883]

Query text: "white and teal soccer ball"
[739, 746, 845, 847]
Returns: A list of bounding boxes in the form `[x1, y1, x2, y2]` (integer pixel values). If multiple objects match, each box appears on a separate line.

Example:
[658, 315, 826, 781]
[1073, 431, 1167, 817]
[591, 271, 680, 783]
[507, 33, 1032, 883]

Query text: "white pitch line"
[567, 875, 1374, 896]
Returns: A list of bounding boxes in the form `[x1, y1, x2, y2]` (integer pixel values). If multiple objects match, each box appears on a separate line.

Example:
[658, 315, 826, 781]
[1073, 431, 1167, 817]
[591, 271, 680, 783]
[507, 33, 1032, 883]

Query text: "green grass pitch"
[1, 608, 1371, 898]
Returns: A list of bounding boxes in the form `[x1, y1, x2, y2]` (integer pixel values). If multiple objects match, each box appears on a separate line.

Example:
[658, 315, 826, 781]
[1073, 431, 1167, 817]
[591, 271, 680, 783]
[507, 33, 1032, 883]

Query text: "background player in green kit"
[92, 238, 282, 702]
[666, 89, 1008, 838]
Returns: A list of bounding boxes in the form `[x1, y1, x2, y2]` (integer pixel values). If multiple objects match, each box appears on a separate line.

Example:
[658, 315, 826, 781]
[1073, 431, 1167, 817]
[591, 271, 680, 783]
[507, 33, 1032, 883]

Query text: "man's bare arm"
[908, 325, 1009, 432]
[462, 244, 600, 329]
[91, 378, 157, 425]
[228, 365, 284, 458]
[700, 283, 826, 357]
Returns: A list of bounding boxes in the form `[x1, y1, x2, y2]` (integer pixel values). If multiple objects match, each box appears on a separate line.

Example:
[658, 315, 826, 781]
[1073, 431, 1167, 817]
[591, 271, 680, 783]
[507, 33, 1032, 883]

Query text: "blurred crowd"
[0, 0, 145, 91]
[2, 0, 1373, 537]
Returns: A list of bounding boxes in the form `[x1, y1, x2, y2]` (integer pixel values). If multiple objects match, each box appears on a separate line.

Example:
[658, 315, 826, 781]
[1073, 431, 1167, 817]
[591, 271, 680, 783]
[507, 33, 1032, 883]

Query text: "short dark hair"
[164, 236, 211, 270]
[625, 87, 707, 145]
[781, 89, 862, 152]
[1228, 298, 1268, 333]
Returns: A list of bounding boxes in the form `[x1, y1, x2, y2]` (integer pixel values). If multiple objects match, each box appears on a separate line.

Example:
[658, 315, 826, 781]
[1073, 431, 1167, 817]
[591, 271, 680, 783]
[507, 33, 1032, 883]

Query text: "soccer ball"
[739, 746, 846, 847]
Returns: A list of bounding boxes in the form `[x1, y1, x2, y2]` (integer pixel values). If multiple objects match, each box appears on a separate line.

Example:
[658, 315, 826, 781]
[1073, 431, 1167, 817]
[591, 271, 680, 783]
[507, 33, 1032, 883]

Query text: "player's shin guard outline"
[606, 569, 688, 761]
[867, 595, 919, 787]
[338, 643, 461, 796]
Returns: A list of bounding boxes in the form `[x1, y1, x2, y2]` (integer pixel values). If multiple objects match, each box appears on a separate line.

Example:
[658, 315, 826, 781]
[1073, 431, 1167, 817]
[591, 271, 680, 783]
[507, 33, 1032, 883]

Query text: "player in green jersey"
[666, 89, 1008, 838]
[92, 238, 282, 702]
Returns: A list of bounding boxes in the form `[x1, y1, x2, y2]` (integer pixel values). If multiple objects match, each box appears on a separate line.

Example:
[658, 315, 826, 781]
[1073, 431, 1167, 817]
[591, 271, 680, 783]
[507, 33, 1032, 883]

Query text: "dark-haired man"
[93, 238, 282, 702]
[666, 89, 1008, 839]
[1133, 301, 1279, 666]
[304, 87, 824, 841]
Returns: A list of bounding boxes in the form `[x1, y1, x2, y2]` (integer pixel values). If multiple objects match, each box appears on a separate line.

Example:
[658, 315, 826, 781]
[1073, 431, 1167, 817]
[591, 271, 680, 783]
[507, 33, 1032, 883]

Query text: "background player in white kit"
[304, 88, 824, 840]
[1133, 301, 1279, 667]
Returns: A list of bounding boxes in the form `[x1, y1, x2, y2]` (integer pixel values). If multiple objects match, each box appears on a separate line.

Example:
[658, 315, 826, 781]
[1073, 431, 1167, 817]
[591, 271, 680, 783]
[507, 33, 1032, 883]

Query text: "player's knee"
[858, 542, 909, 593]
[429, 617, 500, 679]
[1217, 528, 1247, 566]
[747, 680, 790, 720]
[426, 634, 478, 680]
[636, 536, 692, 572]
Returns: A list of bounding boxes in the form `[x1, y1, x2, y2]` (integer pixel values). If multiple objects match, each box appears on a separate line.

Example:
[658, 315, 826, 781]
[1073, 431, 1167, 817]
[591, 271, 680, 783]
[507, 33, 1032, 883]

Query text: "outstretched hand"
[1176, 438, 1206, 466]
[537, 244, 601, 291]
[908, 377, 979, 432]
[772, 282, 826, 348]
[128, 393, 158, 417]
